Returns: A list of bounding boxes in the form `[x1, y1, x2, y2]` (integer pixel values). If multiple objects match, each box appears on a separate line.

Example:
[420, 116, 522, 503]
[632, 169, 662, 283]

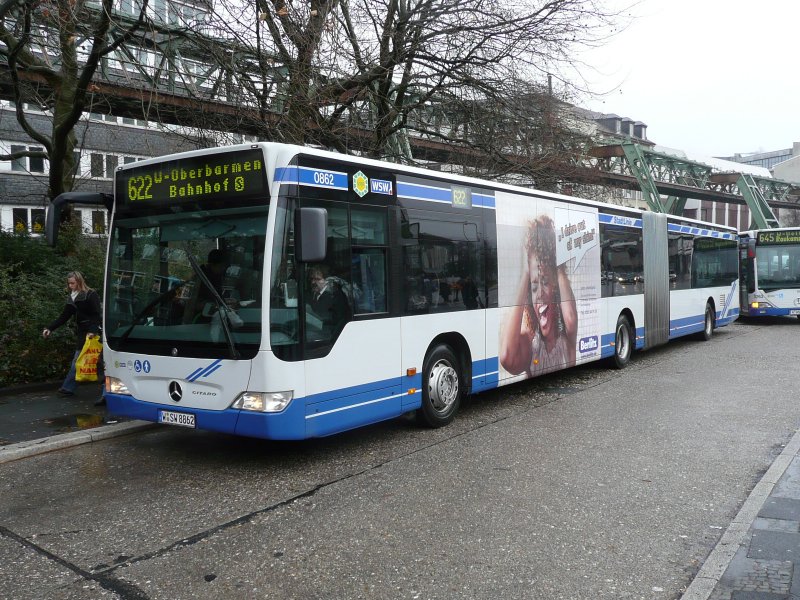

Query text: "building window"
[8, 144, 47, 173]
[10, 208, 45, 234]
[91, 210, 107, 234]
[91, 153, 104, 177]
[10, 144, 26, 171]
[12, 208, 28, 232]
[31, 209, 45, 234]
[106, 155, 119, 178]
[29, 147, 45, 173]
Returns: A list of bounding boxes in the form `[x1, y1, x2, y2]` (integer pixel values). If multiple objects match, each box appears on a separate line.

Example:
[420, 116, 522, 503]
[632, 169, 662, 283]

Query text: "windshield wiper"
[187, 254, 240, 359]
[116, 278, 188, 347]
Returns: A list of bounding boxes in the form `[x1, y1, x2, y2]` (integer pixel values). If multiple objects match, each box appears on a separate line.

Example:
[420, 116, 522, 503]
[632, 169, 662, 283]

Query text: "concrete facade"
[0, 104, 200, 234]
[773, 143, 800, 184]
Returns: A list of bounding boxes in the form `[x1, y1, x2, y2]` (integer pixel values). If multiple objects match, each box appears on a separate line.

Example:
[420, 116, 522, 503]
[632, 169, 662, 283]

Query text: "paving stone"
[753, 518, 800, 534]
[772, 456, 800, 498]
[731, 592, 789, 599]
[759, 497, 800, 521]
[748, 530, 800, 562]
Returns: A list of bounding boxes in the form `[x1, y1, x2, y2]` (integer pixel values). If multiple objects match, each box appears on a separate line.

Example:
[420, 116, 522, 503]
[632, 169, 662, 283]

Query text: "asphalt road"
[1, 317, 799, 600]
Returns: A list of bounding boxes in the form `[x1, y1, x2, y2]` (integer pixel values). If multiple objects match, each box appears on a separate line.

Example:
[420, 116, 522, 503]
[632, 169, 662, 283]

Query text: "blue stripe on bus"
[666, 223, 734, 240]
[600, 326, 645, 358]
[474, 193, 496, 209]
[716, 310, 739, 326]
[745, 306, 796, 317]
[276, 168, 497, 209]
[304, 357, 500, 412]
[598, 213, 642, 229]
[274, 166, 349, 190]
[397, 182, 496, 210]
[275, 166, 297, 184]
[397, 181, 456, 204]
[669, 314, 705, 337]
[110, 360, 502, 439]
[186, 359, 222, 382]
[720, 282, 738, 320]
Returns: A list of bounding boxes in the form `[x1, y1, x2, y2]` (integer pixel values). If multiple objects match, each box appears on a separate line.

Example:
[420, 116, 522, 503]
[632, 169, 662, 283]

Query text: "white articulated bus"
[739, 228, 800, 319]
[50, 143, 740, 439]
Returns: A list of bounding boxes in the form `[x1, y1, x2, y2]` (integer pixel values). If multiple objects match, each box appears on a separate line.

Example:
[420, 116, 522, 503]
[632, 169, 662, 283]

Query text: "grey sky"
[578, 0, 798, 158]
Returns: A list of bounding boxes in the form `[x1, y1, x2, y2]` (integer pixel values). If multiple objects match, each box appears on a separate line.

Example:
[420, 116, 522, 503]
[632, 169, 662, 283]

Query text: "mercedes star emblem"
[168, 381, 183, 402]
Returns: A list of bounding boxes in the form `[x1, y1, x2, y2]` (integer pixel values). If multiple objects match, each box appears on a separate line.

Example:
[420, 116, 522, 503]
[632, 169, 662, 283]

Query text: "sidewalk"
[683, 427, 800, 600]
[0, 381, 153, 464]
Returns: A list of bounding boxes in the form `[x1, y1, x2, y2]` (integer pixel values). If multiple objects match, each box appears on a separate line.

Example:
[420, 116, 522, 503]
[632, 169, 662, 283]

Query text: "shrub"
[0, 228, 107, 387]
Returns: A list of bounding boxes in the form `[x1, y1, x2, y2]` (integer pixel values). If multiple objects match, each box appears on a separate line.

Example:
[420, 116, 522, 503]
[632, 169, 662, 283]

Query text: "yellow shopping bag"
[75, 333, 102, 383]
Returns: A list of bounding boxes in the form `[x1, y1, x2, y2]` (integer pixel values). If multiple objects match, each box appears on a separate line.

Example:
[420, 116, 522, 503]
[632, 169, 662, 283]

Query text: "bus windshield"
[106, 205, 268, 359]
[756, 243, 800, 290]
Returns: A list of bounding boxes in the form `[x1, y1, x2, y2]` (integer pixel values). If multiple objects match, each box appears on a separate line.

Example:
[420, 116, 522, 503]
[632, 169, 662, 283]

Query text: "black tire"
[612, 315, 632, 369]
[698, 302, 715, 341]
[417, 344, 462, 428]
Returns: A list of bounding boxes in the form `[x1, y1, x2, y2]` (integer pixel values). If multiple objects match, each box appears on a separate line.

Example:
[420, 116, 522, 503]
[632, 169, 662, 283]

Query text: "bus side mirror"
[295, 207, 327, 263]
[746, 239, 757, 293]
[45, 192, 113, 246]
[45, 198, 64, 247]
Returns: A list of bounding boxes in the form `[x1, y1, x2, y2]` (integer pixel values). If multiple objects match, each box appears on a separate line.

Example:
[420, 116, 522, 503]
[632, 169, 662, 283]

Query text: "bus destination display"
[117, 148, 267, 205]
[757, 230, 800, 245]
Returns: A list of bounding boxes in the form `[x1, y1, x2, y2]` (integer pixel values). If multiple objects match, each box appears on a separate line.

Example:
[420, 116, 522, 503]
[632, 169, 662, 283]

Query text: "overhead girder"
[586, 143, 800, 226]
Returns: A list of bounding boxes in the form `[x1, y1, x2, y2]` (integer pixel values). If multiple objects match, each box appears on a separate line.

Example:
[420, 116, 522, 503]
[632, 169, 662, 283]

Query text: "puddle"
[44, 414, 105, 431]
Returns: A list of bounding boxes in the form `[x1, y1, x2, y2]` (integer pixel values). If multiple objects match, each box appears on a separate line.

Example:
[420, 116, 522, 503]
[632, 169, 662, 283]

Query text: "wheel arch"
[425, 332, 472, 395]
[618, 307, 636, 346]
[706, 296, 717, 322]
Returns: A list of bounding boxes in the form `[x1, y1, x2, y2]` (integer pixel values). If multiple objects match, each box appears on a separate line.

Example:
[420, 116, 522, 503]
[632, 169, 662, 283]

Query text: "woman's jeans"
[60, 350, 81, 393]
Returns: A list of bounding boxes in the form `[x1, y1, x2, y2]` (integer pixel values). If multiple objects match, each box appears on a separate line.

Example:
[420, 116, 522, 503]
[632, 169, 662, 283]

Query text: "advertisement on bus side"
[496, 193, 601, 382]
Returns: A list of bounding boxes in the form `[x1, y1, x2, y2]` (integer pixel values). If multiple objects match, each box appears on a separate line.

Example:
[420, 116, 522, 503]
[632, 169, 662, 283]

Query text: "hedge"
[0, 225, 107, 387]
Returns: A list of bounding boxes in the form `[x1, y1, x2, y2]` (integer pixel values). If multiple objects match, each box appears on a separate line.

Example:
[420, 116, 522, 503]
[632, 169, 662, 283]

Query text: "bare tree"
[0, 0, 149, 209]
[199, 0, 622, 177]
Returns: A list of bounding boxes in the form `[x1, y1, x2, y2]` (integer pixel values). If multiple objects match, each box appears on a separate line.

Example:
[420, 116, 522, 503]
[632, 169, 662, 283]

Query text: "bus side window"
[303, 201, 353, 349]
[350, 207, 388, 314]
[599, 223, 643, 298]
[401, 211, 484, 314]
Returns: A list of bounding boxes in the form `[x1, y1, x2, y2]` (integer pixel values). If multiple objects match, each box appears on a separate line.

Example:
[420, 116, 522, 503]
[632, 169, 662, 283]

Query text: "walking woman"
[42, 271, 102, 396]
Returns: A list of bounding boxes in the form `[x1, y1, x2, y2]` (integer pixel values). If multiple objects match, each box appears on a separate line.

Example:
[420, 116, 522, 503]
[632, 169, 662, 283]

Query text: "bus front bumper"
[105, 393, 307, 440]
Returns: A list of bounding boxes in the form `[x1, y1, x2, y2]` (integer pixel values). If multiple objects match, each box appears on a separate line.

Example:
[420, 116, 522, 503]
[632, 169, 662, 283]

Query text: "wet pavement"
[3, 384, 800, 598]
[0, 381, 111, 446]
[0, 381, 153, 465]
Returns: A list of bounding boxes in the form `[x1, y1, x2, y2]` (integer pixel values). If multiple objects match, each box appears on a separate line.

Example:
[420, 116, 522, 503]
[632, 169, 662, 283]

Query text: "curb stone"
[0, 420, 156, 465]
[681, 427, 800, 599]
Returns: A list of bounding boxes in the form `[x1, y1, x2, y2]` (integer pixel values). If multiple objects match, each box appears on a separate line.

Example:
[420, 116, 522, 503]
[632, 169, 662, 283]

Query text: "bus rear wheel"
[613, 315, 632, 369]
[699, 303, 715, 341]
[418, 344, 462, 428]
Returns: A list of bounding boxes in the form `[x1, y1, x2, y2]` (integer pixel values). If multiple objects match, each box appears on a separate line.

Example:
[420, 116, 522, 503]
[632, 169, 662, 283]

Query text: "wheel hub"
[428, 361, 458, 411]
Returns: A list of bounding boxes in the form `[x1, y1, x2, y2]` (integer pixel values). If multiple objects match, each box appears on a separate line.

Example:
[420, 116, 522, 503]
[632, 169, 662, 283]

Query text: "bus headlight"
[106, 376, 131, 395]
[231, 391, 293, 413]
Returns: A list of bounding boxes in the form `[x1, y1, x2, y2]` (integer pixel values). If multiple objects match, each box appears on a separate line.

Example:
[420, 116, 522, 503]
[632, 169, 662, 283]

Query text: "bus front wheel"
[418, 344, 462, 428]
[613, 315, 632, 369]
[699, 303, 715, 341]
